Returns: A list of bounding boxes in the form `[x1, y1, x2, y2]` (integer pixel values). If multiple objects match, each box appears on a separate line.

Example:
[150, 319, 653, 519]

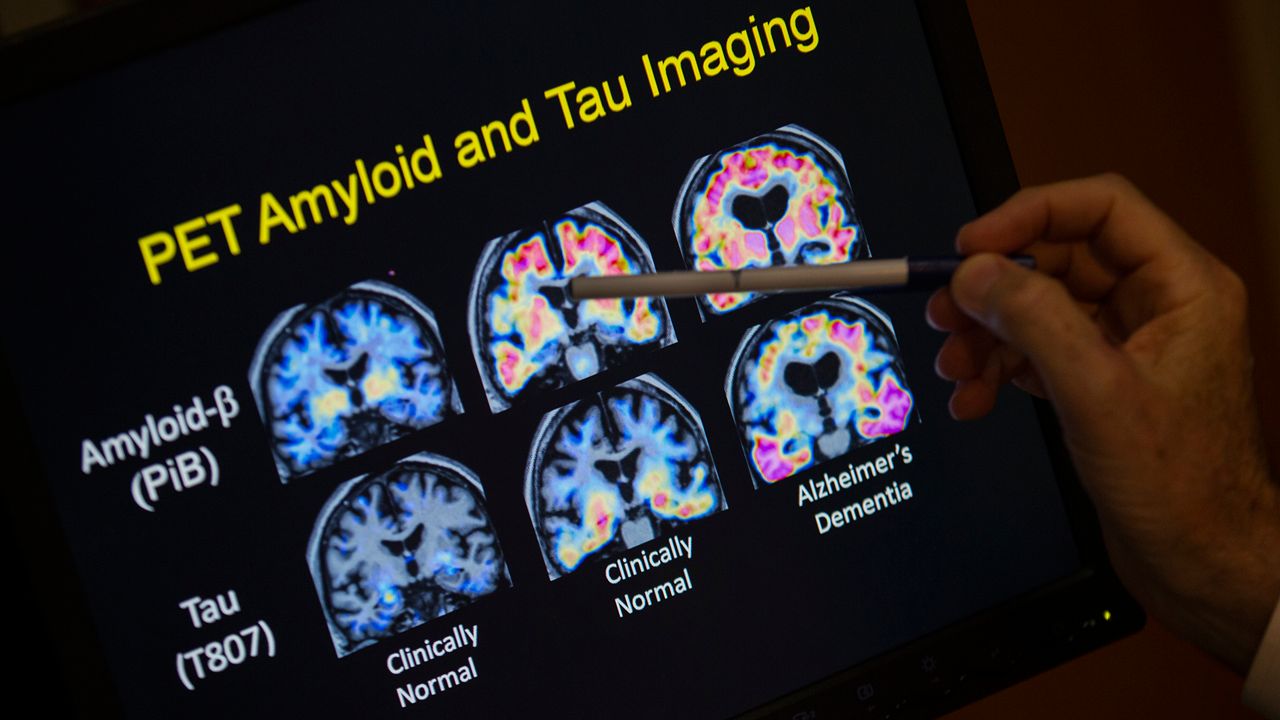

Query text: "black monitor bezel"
[0, 1, 1143, 717]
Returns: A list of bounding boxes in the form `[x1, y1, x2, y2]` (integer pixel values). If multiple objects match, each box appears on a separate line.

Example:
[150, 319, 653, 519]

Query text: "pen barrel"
[567, 255, 1036, 300]
[905, 255, 1036, 290]
[570, 270, 735, 299]
[734, 260, 907, 292]
[905, 257, 963, 291]
[570, 259, 909, 299]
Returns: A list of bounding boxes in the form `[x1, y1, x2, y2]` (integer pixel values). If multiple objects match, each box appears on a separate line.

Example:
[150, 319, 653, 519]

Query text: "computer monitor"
[0, 1, 1141, 716]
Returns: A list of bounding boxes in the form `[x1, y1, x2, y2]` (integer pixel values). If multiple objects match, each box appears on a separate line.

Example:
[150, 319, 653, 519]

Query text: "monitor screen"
[0, 1, 1084, 716]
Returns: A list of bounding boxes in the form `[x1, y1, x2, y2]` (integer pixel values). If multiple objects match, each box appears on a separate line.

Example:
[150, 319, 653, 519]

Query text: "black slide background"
[0, 1, 1078, 716]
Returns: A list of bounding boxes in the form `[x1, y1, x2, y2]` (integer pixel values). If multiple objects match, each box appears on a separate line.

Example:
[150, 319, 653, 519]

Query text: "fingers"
[958, 174, 1180, 266]
[934, 326, 995, 380]
[950, 345, 1024, 418]
[946, 338, 1005, 420]
[1032, 242, 1118, 303]
[926, 287, 972, 332]
[934, 175, 1226, 422]
[948, 253, 1127, 416]
[955, 174, 1211, 314]
[1010, 367, 1046, 397]
[936, 327, 1042, 419]
[949, 378, 997, 420]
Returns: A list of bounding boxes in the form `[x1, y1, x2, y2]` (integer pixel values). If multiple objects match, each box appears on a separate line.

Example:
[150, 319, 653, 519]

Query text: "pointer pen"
[568, 255, 1036, 300]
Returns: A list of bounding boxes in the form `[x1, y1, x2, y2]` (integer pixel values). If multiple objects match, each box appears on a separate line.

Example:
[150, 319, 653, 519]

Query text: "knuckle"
[1216, 267, 1251, 334]
[1007, 184, 1039, 205]
[1093, 171, 1134, 193]
[996, 269, 1060, 315]
[1218, 266, 1248, 308]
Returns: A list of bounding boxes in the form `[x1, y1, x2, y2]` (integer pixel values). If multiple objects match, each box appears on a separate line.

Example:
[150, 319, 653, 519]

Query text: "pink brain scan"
[674, 125, 867, 317]
[727, 296, 914, 488]
[468, 203, 676, 412]
[525, 374, 725, 579]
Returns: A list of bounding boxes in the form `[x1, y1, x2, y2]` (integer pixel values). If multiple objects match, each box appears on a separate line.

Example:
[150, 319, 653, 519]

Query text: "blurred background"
[2, 0, 1277, 717]
[952, 1, 1278, 718]
[0, 0, 92, 35]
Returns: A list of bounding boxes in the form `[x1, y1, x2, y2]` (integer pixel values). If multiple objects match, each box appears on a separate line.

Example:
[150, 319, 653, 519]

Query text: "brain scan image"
[307, 452, 510, 657]
[468, 202, 677, 413]
[525, 374, 725, 579]
[727, 296, 914, 488]
[673, 124, 867, 317]
[249, 281, 463, 482]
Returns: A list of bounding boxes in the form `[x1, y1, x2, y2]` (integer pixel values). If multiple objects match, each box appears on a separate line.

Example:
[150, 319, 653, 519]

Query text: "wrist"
[1191, 466, 1280, 673]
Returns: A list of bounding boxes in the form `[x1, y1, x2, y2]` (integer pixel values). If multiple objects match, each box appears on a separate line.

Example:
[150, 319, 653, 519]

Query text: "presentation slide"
[0, 1, 1080, 716]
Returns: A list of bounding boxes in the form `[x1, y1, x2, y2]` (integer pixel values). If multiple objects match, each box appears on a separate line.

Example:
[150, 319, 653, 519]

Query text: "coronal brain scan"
[674, 124, 867, 317]
[727, 297, 914, 488]
[526, 374, 725, 578]
[468, 202, 677, 413]
[308, 453, 510, 657]
[249, 281, 462, 482]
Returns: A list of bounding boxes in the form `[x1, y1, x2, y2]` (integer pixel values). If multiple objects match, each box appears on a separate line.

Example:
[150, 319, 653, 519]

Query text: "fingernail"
[953, 222, 973, 252]
[947, 387, 963, 420]
[951, 254, 1004, 314]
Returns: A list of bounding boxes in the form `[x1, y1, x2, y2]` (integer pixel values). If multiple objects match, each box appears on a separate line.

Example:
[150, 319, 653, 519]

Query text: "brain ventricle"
[728, 296, 914, 487]
[469, 202, 676, 413]
[310, 453, 509, 657]
[674, 124, 867, 317]
[525, 374, 725, 578]
[251, 281, 461, 482]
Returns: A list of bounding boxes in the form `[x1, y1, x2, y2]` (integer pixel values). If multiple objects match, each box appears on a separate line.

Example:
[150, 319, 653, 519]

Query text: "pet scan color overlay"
[307, 452, 511, 657]
[727, 296, 914, 488]
[525, 374, 725, 579]
[249, 281, 463, 482]
[468, 202, 677, 413]
[673, 124, 867, 317]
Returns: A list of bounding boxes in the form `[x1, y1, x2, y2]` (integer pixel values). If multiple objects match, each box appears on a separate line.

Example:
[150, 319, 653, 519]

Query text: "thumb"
[950, 254, 1125, 418]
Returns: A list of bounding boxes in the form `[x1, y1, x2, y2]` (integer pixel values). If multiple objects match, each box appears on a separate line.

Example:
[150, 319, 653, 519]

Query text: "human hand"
[926, 174, 1280, 673]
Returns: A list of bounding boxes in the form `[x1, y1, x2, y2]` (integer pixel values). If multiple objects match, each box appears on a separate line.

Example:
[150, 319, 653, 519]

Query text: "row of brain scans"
[248, 124, 871, 478]
[245, 124, 913, 657]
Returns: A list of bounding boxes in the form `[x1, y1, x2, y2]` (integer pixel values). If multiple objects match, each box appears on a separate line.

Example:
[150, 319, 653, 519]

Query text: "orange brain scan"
[525, 374, 725, 578]
[468, 203, 676, 412]
[727, 296, 914, 487]
[674, 125, 867, 317]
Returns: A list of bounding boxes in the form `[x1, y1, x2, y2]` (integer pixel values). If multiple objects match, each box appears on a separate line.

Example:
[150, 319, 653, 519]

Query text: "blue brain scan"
[250, 281, 463, 482]
[308, 452, 510, 657]
[727, 296, 915, 488]
[467, 202, 677, 413]
[525, 374, 725, 579]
